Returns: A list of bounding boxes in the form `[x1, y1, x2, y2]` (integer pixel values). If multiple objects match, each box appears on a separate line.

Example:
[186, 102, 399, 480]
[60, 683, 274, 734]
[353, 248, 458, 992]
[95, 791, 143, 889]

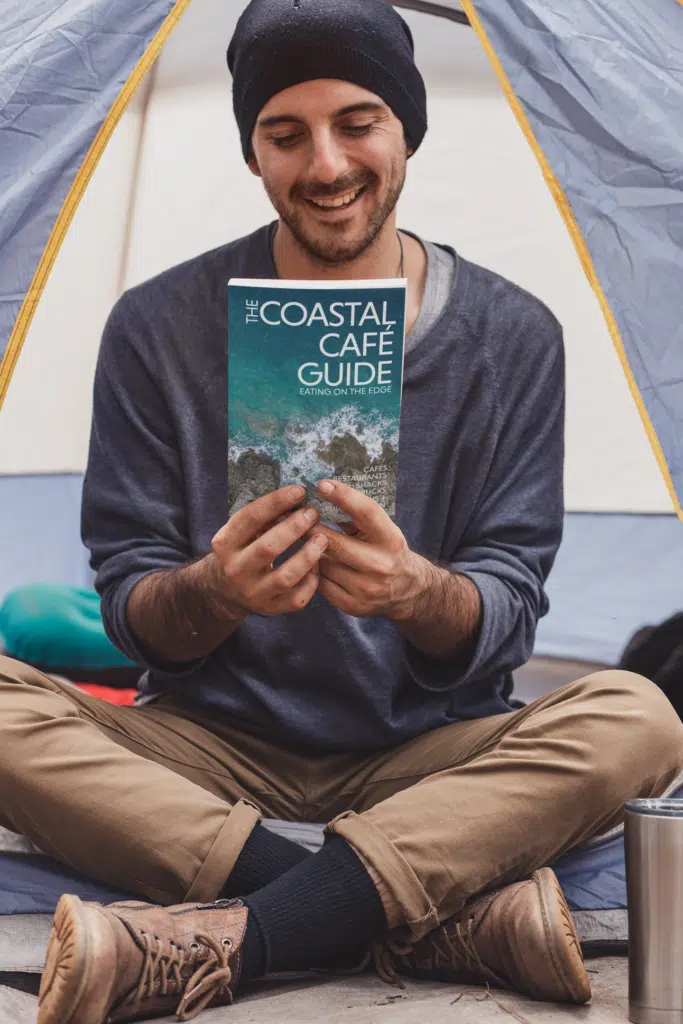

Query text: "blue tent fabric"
[0, 855, 145, 916]
[0, 474, 92, 608]
[0, 0, 177, 373]
[467, 0, 683, 513]
[536, 512, 683, 664]
[553, 836, 627, 912]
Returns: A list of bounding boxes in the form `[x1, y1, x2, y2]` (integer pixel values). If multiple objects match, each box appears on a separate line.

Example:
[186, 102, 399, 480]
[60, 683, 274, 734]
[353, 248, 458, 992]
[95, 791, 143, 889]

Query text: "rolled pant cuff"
[185, 799, 262, 903]
[326, 810, 439, 941]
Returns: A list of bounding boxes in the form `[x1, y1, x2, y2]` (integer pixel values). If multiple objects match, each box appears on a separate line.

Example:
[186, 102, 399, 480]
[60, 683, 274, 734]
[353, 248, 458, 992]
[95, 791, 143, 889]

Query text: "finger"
[246, 535, 326, 606]
[318, 575, 365, 617]
[242, 506, 321, 573]
[311, 524, 383, 573]
[264, 534, 329, 594]
[317, 481, 393, 540]
[310, 522, 359, 541]
[214, 485, 306, 551]
[255, 511, 294, 542]
[319, 558, 359, 592]
[267, 569, 320, 615]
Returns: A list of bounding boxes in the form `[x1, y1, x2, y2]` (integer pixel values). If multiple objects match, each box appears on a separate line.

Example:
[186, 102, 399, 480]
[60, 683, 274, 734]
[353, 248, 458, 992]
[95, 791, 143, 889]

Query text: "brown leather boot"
[37, 895, 249, 1023]
[374, 868, 591, 1004]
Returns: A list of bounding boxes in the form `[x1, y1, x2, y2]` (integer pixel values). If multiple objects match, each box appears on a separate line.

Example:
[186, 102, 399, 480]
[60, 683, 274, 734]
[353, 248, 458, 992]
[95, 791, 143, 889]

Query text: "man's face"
[249, 80, 410, 265]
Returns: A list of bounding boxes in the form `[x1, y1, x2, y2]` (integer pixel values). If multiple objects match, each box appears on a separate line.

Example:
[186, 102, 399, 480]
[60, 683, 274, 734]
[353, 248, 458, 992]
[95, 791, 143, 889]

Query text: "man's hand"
[310, 479, 482, 661]
[211, 485, 329, 618]
[127, 486, 327, 667]
[309, 480, 428, 620]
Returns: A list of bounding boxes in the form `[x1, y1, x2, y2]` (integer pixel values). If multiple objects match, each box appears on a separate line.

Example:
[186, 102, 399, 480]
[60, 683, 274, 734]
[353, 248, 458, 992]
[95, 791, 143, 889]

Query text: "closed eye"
[343, 123, 374, 136]
[270, 133, 303, 149]
[268, 122, 375, 148]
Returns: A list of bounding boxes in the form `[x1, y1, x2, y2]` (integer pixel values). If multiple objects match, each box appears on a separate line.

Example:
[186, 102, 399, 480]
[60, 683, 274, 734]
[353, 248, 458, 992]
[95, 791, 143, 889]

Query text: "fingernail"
[290, 485, 305, 499]
[304, 508, 318, 521]
[319, 481, 334, 496]
[315, 536, 328, 550]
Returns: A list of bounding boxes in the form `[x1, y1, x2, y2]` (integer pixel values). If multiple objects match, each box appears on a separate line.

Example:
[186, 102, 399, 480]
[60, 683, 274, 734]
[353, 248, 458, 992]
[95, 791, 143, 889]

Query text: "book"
[227, 278, 407, 524]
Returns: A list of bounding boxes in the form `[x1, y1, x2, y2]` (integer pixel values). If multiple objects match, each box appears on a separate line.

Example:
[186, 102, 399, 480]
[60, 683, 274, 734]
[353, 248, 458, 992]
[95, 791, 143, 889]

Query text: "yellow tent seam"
[460, 0, 683, 522]
[0, 0, 195, 409]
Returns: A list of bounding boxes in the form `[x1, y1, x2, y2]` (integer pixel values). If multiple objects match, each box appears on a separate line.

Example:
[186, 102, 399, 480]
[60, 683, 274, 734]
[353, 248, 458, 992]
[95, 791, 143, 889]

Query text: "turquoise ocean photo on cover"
[227, 279, 407, 522]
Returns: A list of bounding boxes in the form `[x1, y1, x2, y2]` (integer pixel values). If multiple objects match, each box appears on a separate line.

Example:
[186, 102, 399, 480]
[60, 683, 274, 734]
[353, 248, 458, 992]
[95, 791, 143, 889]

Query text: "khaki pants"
[0, 657, 681, 941]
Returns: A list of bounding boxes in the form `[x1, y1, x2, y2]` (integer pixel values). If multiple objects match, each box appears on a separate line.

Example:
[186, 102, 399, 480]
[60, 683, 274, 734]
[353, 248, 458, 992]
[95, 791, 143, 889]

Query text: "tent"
[1, 0, 682, 672]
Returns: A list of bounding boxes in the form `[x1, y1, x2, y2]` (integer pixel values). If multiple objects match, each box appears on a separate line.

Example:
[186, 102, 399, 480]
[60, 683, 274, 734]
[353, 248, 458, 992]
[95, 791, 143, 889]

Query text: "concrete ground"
[0, 959, 630, 1023]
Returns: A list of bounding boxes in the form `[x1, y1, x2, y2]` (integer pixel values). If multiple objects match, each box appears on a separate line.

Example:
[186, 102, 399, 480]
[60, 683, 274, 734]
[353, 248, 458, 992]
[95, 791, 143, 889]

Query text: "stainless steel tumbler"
[625, 799, 683, 1024]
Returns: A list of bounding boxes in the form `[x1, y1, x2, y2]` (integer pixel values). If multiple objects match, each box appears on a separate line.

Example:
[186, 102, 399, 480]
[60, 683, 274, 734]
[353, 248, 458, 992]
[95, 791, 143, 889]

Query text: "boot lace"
[372, 914, 488, 987]
[133, 930, 234, 1022]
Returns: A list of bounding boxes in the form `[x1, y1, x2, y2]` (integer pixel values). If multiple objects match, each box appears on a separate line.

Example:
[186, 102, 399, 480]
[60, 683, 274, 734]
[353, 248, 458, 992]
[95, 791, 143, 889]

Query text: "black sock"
[238, 837, 387, 985]
[221, 824, 312, 899]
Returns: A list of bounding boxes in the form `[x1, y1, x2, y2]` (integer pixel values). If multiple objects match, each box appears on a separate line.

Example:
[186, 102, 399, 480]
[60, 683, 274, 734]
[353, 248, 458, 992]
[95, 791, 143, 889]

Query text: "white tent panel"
[0, 0, 674, 514]
[122, 85, 273, 288]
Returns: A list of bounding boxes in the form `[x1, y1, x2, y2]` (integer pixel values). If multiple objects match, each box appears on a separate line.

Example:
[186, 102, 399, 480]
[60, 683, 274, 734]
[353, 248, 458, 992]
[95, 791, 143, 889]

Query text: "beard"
[262, 161, 407, 266]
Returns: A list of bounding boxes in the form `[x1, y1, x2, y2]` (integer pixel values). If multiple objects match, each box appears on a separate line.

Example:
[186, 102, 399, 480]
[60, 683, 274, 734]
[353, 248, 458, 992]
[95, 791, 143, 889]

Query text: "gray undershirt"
[406, 238, 457, 353]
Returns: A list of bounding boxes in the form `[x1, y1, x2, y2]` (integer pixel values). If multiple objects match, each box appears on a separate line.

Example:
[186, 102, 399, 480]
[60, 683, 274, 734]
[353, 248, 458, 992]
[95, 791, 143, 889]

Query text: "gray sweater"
[82, 224, 565, 753]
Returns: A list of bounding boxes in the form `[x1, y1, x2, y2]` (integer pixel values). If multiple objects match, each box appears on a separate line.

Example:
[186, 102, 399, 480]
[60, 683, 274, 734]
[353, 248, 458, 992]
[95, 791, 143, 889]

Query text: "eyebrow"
[257, 102, 387, 129]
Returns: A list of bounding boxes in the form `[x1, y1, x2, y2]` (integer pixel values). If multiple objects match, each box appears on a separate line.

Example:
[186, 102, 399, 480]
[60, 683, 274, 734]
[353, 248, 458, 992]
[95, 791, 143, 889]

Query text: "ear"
[247, 150, 262, 178]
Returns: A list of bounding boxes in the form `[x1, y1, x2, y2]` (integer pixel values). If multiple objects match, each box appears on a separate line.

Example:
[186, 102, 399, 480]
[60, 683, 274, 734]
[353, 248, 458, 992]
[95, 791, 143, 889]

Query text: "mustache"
[293, 174, 376, 201]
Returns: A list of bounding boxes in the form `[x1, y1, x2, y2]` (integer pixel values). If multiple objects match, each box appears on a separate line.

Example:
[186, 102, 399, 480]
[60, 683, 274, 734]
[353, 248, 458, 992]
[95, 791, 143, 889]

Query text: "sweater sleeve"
[81, 295, 203, 675]
[405, 304, 565, 693]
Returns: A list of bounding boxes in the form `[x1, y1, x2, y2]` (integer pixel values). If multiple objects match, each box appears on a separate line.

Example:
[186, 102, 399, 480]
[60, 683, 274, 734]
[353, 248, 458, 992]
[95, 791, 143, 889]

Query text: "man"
[1, 0, 680, 1021]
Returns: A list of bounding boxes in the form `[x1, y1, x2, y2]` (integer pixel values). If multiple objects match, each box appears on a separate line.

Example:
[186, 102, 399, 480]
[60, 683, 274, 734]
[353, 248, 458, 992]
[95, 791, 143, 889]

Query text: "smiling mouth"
[304, 185, 367, 212]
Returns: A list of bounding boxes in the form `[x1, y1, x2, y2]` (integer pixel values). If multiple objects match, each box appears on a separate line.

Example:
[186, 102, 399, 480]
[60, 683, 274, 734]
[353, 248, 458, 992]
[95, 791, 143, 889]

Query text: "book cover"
[227, 278, 407, 524]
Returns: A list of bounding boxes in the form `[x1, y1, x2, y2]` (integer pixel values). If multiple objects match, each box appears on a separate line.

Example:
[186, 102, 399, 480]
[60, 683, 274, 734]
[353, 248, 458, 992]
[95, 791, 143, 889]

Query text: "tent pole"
[392, 1, 470, 25]
[116, 65, 159, 298]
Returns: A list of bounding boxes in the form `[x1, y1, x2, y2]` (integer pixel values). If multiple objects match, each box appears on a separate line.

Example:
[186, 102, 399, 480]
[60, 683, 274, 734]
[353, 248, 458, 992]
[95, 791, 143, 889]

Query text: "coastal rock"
[368, 442, 399, 515]
[312, 436, 399, 519]
[228, 436, 399, 524]
[376, 441, 398, 474]
[316, 432, 371, 473]
[228, 449, 281, 515]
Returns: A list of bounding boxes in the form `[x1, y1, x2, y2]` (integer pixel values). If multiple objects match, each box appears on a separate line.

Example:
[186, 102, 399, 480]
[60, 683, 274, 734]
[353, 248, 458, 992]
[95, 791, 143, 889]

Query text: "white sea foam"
[229, 406, 399, 484]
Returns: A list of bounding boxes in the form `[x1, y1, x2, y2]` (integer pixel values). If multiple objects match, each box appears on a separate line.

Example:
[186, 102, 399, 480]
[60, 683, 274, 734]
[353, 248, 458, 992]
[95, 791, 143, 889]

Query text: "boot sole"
[534, 868, 592, 1004]
[38, 894, 117, 1024]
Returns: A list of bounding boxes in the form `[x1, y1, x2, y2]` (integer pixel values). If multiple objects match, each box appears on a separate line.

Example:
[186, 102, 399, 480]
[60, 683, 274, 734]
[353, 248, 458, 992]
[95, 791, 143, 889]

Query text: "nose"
[309, 128, 350, 185]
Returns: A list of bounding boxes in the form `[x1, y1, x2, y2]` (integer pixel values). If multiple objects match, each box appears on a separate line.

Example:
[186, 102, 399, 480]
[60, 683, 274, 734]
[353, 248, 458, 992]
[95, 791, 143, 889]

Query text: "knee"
[0, 656, 42, 687]
[574, 669, 683, 785]
[0, 657, 72, 742]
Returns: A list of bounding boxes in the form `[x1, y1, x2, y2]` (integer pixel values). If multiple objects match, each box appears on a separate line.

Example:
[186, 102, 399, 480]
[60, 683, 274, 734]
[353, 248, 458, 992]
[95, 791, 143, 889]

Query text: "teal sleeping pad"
[0, 584, 134, 670]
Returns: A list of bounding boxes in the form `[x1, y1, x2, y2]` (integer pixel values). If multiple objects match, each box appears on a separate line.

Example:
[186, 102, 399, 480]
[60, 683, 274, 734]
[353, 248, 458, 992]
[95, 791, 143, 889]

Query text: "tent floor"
[0, 958, 631, 1023]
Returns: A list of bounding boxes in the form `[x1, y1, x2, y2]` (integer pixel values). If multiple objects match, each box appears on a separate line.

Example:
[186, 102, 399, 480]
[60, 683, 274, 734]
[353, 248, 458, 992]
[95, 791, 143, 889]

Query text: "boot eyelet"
[189, 941, 201, 951]
[222, 939, 233, 950]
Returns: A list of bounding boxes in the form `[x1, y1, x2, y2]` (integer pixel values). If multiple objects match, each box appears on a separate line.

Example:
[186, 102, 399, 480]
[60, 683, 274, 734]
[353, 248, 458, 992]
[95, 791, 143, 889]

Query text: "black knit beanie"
[227, 0, 428, 162]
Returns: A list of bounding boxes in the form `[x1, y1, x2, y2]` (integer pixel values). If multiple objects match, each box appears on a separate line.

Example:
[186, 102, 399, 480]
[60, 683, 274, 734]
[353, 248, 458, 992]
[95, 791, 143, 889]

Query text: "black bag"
[619, 612, 683, 718]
